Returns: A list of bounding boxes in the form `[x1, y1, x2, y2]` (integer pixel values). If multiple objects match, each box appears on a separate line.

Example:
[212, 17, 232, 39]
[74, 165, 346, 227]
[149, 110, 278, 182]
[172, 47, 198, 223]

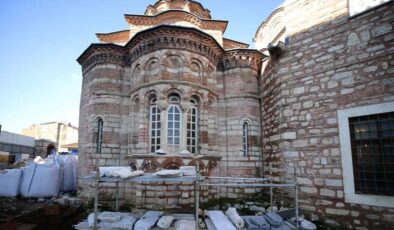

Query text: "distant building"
[0, 131, 35, 162]
[22, 122, 78, 152]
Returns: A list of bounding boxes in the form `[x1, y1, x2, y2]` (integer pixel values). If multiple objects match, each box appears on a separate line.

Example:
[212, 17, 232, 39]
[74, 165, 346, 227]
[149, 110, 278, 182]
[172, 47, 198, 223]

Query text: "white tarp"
[0, 168, 22, 197]
[157, 215, 174, 229]
[174, 219, 196, 230]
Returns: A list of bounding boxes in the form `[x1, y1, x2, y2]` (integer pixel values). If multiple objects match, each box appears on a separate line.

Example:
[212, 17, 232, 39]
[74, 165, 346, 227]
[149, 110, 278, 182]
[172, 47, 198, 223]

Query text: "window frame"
[338, 102, 394, 207]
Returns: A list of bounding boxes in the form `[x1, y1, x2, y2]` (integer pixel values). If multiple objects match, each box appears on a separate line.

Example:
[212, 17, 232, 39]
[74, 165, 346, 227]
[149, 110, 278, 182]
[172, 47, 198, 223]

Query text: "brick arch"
[162, 157, 183, 170]
[144, 57, 161, 82]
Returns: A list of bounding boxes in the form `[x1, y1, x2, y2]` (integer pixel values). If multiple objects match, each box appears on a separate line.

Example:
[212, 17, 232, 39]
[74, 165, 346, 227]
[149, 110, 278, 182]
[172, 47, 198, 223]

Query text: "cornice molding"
[222, 49, 266, 71]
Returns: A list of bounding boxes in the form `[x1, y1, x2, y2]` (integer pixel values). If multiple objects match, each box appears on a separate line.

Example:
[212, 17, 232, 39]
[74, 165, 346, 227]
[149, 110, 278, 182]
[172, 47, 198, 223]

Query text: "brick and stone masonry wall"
[260, 0, 394, 228]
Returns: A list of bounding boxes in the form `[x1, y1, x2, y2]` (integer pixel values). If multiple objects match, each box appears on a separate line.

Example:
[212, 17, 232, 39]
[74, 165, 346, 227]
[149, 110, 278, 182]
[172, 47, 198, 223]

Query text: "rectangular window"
[338, 102, 394, 208]
[349, 112, 394, 196]
[187, 107, 198, 154]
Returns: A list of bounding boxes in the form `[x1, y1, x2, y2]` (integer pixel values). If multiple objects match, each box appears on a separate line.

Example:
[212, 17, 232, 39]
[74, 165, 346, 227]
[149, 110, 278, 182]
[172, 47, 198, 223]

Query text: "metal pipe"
[200, 183, 295, 188]
[206, 176, 268, 181]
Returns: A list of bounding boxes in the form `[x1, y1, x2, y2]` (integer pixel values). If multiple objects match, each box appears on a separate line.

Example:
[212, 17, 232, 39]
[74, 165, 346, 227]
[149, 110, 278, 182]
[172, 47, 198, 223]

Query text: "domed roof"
[145, 0, 211, 19]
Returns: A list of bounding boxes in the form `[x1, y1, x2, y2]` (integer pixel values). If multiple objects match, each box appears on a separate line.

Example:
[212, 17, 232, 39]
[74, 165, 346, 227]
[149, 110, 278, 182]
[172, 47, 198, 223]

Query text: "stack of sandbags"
[20, 157, 62, 198]
[0, 168, 22, 197]
[225, 207, 245, 229]
[99, 166, 143, 179]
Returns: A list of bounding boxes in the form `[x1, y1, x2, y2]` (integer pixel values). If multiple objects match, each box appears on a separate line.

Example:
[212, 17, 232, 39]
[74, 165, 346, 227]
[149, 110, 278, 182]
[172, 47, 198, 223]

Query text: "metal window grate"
[150, 105, 161, 153]
[349, 112, 394, 196]
[242, 122, 249, 157]
[187, 105, 198, 154]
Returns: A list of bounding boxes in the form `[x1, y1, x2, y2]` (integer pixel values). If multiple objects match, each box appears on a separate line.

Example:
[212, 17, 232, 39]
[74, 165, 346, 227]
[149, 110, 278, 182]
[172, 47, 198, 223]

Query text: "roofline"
[223, 37, 250, 46]
[95, 29, 130, 37]
[124, 10, 228, 32]
[145, 0, 211, 17]
[77, 43, 125, 64]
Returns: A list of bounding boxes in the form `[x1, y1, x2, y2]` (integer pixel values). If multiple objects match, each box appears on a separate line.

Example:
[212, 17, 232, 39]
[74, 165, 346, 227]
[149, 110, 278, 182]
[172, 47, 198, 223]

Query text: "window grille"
[150, 98, 161, 153]
[187, 99, 198, 154]
[167, 105, 181, 146]
[96, 118, 103, 154]
[349, 112, 394, 196]
[242, 122, 249, 156]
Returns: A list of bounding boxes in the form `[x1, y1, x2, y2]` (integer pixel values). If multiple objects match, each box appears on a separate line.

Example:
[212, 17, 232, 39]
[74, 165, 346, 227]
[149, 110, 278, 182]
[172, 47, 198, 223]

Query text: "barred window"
[242, 122, 249, 156]
[349, 112, 394, 196]
[150, 98, 161, 153]
[96, 118, 104, 154]
[187, 99, 198, 154]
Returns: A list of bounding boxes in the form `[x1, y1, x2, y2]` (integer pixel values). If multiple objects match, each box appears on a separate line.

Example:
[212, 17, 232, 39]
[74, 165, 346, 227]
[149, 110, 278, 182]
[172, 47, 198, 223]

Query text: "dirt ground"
[0, 197, 86, 230]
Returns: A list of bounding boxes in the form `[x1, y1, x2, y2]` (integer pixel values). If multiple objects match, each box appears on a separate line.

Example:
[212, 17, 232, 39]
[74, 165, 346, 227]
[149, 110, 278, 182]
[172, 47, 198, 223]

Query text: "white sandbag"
[20, 162, 62, 198]
[225, 208, 245, 229]
[111, 167, 133, 179]
[99, 166, 131, 177]
[0, 169, 22, 197]
[154, 169, 183, 177]
[59, 155, 78, 192]
[157, 215, 174, 229]
[174, 219, 196, 230]
[99, 215, 137, 230]
[207, 211, 237, 230]
[98, 211, 121, 223]
[134, 211, 163, 230]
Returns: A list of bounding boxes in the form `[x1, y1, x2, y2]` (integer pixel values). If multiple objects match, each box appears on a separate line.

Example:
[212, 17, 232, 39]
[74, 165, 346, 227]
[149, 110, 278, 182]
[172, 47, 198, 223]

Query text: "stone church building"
[77, 0, 393, 228]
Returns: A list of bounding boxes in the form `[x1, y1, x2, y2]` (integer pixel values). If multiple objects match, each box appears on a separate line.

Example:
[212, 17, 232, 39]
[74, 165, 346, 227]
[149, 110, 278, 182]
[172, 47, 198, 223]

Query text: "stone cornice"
[129, 80, 218, 97]
[125, 25, 225, 65]
[96, 30, 130, 44]
[222, 49, 266, 71]
[125, 10, 228, 33]
[77, 44, 129, 73]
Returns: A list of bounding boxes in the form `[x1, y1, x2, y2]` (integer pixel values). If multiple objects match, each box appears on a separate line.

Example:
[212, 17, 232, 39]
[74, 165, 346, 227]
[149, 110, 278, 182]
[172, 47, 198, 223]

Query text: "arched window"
[96, 117, 104, 154]
[242, 122, 249, 156]
[187, 99, 198, 154]
[150, 98, 161, 153]
[167, 94, 181, 151]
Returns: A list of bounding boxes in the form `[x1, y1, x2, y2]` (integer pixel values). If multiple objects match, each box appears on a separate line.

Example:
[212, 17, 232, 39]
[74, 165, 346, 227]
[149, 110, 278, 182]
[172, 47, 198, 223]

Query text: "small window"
[242, 122, 249, 156]
[349, 112, 394, 196]
[169, 95, 180, 103]
[96, 118, 104, 154]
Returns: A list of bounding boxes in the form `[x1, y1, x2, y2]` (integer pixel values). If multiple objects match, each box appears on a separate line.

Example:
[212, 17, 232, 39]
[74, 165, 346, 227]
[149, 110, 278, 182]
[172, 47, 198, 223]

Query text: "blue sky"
[0, 0, 282, 134]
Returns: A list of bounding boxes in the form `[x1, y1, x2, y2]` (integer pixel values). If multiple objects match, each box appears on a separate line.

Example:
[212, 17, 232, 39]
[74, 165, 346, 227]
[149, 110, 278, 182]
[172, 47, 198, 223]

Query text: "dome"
[145, 0, 211, 19]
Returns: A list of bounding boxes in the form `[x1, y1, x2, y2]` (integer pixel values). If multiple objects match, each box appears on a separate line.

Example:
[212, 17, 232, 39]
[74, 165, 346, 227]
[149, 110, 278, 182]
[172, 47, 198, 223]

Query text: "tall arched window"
[96, 117, 104, 154]
[167, 95, 181, 151]
[187, 99, 198, 154]
[150, 98, 161, 153]
[242, 122, 249, 156]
